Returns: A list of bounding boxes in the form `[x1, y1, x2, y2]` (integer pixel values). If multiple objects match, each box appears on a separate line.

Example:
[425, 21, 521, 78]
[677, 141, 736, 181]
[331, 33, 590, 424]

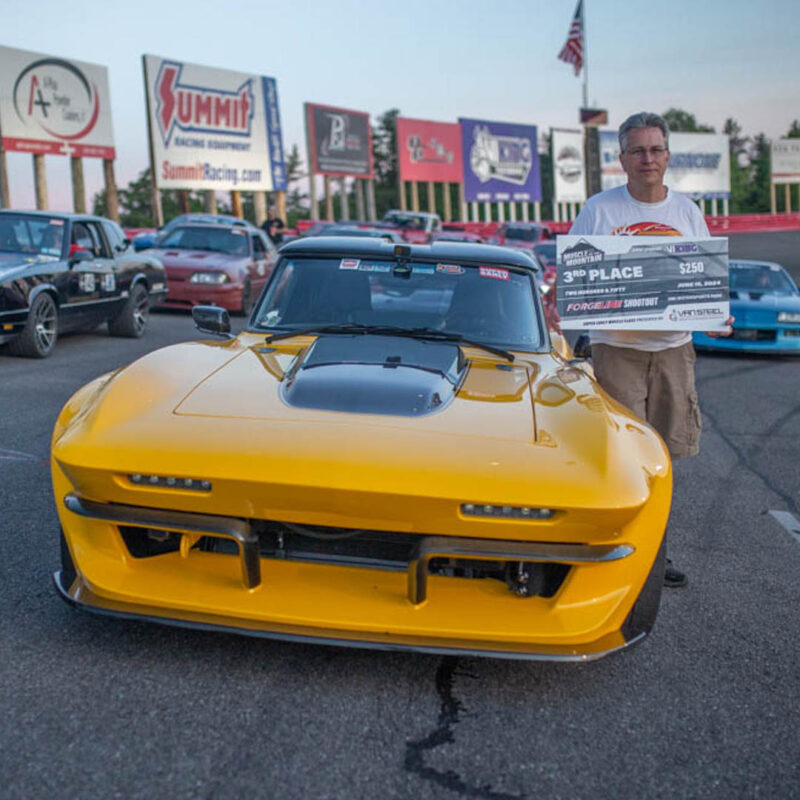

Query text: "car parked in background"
[693, 259, 800, 354]
[380, 210, 442, 243]
[308, 226, 404, 243]
[149, 223, 277, 315]
[489, 222, 552, 251]
[0, 211, 166, 358]
[431, 231, 485, 244]
[131, 213, 255, 252]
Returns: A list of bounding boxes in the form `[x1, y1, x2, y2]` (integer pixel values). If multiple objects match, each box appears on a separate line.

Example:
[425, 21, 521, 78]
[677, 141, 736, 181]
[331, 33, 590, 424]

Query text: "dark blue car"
[693, 259, 800, 355]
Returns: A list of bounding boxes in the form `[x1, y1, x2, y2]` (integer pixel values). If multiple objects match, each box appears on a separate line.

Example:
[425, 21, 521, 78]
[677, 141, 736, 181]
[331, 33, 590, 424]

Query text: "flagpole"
[582, 0, 588, 109]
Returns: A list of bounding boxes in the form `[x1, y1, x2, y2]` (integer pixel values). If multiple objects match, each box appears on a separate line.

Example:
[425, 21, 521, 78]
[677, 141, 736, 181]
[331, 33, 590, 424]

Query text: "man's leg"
[590, 344, 650, 419]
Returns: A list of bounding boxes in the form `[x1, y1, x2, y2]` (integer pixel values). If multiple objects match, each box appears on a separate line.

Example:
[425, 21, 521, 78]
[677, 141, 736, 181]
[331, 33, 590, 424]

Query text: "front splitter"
[53, 570, 644, 663]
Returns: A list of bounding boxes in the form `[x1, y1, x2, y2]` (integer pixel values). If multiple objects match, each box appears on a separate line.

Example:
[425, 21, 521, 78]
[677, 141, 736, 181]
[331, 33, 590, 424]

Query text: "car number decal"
[101, 274, 116, 292]
[79, 273, 96, 293]
[339, 258, 360, 270]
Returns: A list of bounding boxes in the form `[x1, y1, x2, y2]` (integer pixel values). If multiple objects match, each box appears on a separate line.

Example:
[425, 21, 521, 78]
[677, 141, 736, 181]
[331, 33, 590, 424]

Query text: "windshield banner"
[771, 138, 800, 184]
[0, 45, 116, 159]
[552, 128, 586, 203]
[556, 235, 730, 331]
[143, 54, 286, 192]
[459, 118, 541, 203]
[600, 131, 730, 199]
[396, 117, 462, 183]
[306, 103, 374, 178]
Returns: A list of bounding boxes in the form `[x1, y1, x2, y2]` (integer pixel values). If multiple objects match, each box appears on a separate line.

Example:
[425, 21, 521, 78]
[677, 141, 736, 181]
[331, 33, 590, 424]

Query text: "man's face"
[619, 127, 670, 191]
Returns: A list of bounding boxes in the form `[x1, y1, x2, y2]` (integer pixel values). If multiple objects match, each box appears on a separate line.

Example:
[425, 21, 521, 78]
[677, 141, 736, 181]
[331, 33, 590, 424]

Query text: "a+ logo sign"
[33, 87, 50, 118]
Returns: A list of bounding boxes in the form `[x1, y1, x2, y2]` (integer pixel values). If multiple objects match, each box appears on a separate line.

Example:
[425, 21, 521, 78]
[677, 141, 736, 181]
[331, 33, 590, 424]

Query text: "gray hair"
[618, 112, 670, 152]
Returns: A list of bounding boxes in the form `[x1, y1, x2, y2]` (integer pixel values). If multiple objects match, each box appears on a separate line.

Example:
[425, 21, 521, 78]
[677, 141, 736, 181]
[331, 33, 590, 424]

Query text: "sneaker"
[664, 559, 688, 588]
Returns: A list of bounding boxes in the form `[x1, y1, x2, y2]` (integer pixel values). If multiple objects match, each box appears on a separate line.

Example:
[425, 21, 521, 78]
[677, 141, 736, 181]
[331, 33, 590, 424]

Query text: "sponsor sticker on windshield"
[479, 266, 509, 281]
[436, 263, 465, 275]
[358, 262, 392, 273]
[412, 265, 435, 275]
[231, 229, 246, 236]
[339, 258, 360, 270]
[49, 219, 64, 226]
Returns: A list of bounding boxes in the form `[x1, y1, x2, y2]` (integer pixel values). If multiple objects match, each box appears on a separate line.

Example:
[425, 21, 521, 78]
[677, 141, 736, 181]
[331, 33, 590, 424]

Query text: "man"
[262, 205, 285, 246]
[567, 111, 732, 588]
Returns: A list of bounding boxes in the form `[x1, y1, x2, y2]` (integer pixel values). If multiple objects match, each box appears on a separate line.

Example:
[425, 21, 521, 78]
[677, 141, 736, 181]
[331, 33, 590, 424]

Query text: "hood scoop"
[281, 334, 465, 417]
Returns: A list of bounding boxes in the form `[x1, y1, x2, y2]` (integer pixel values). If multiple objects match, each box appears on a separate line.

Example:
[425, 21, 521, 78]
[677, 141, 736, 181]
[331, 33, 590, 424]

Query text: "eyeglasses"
[625, 146, 669, 159]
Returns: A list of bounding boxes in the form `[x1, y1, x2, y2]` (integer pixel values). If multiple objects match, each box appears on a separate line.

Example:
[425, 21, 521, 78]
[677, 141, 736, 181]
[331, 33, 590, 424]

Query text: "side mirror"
[68, 248, 93, 266]
[192, 305, 233, 338]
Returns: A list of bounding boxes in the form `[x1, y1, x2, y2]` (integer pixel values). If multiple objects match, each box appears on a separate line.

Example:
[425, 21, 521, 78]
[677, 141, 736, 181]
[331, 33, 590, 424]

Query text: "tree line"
[93, 108, 800, 227]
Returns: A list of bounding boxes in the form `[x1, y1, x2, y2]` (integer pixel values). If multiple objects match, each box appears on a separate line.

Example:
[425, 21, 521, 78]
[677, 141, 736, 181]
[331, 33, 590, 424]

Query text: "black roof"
[279, 236, 540, 271]
[0, 209, 107, 222]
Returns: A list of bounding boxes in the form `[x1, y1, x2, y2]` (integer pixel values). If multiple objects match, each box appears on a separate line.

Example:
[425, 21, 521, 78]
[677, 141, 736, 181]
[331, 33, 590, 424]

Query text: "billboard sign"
[396, 117, 462, 183]
[600, 130, 730, 199]
[771, 138, 800, 184]
[552, 128, 586, 203]
[143, 55, 286, 192]
[459, 118, 541, 202]
[0, 45, 115, 159]
[306, 103, 374, 178]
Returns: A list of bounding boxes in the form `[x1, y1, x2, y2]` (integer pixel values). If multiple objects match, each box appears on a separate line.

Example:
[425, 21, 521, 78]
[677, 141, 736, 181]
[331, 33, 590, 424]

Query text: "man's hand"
[705, 316, 735, 338]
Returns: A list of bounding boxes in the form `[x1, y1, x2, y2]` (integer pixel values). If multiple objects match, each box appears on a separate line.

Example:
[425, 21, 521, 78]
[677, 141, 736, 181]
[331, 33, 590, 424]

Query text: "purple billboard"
[459, 118, 541, 202]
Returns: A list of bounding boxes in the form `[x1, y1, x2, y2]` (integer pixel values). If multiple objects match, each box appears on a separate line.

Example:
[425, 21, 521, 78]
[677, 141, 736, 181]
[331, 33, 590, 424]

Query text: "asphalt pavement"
[2, 233, 799, 799]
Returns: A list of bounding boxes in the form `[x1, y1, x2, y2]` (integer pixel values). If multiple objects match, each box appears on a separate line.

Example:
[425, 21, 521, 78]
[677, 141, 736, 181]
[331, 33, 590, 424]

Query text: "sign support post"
[324, 176, 333, 220]
[33, 154, 48, 210]
[366, 179, 376, 221]
[339, 178, 349, 220]
[0, 148, 10, 208]
[230, 191, 243, 219]
[103, 159, 119, 221]
[457, 183, 466, 221]
[443, 184, 451, 222]
[204, 191, 217, 214]
[355, 179, 365, 219]
[399, 180, 406, 210]
[411, 181, 419, 212]
[521, 203, 529, 222]
[253, 191, 267, 226]
[70, 157, 86, 213]
[427, 181, 435, 215]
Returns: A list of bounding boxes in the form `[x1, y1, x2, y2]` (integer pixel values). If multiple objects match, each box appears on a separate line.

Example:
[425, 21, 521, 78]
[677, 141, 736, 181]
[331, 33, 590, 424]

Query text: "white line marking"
[769, 511, 800, 547]
[0, 448, 40, 461]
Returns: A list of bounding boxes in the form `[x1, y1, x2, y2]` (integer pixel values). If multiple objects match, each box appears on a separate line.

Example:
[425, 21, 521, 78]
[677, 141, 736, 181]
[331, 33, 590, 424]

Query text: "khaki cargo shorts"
[591, 342, 701, 459]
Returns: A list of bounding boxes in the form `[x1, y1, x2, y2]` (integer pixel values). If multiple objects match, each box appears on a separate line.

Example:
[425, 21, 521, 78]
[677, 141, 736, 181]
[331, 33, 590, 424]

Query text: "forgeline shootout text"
[161, 161, 262, 185]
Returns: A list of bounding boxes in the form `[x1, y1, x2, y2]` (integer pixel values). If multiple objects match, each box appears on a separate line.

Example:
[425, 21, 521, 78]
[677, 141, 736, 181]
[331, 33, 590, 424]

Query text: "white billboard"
[771, 138, 800, 184]
[0, 45, 115, 159]
[552, 129, 585, 203]
[143, 55, 286, 193]
[600, 131, 730, 199]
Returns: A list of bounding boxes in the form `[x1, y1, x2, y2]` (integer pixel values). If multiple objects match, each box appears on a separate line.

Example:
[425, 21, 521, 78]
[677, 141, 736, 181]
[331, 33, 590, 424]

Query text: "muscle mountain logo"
[561, 240, 604, 268]
[155, 61, 254, 146]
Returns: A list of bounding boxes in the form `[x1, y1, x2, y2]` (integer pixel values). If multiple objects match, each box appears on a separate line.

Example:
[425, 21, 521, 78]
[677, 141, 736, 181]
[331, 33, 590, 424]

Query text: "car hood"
[0, 252, 62, 281]
[149, 248, 246, 270]
[54, 333, 668, 524]
[730, 292, 800, 312]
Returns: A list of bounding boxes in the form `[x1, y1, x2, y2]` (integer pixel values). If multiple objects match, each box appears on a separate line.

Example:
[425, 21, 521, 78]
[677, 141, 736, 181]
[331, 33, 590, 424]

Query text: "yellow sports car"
[53, 238, 671, 661]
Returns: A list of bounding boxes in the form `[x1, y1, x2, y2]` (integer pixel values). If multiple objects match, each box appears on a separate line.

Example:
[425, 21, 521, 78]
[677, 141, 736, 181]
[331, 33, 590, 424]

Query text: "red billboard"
[397, 117, 462, 183]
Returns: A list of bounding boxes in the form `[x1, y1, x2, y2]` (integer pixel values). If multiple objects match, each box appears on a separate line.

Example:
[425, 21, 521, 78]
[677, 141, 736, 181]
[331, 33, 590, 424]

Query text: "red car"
[151, 224, 277, 315]
[488, 222, 552, 251]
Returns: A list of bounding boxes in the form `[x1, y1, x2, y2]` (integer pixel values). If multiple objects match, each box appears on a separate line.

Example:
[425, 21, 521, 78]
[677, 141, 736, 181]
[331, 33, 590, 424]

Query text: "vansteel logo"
[155, 61, 254, 146]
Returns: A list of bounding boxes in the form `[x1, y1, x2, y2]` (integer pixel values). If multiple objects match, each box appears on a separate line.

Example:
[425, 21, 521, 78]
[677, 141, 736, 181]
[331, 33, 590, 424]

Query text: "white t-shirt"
[568, 184, 711, 351]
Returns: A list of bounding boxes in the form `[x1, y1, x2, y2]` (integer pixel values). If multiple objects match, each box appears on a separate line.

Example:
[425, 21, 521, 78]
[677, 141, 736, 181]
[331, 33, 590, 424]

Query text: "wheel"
[235, 279, 253, 317]
[59, 527, 77, 590]
[108, 283, 149, 338]
[622, 535, 666, 640]
[7, 292, 58, 358]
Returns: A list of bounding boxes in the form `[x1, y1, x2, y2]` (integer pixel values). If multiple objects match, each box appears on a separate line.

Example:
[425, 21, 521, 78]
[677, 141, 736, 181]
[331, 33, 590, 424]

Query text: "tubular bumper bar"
[63, 494, 634, 604]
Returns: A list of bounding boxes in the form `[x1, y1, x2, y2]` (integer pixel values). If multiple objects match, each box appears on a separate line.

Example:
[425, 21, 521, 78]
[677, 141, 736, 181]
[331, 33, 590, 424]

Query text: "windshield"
[0, 215, 65, 257]
[160, 226, 250, 256]
[253, 256, 545, 351]
[730, 264, 798, 294]
[504, 227, 539, 242]
[382, 213, 426, 230]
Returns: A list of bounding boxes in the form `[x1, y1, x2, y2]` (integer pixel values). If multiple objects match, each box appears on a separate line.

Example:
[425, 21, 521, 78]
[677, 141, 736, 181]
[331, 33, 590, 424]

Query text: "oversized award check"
[555, 236, 729, 331]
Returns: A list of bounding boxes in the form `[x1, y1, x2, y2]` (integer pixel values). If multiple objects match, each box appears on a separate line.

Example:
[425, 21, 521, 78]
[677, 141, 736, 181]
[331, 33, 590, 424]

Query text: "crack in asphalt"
[404, 657, 525, 800]
[702, 403, 800, 517]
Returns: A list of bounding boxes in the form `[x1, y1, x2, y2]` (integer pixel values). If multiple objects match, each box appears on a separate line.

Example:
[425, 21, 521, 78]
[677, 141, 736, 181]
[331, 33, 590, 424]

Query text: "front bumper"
[694, 328, 800, 354]
[158, 280, 243, 312]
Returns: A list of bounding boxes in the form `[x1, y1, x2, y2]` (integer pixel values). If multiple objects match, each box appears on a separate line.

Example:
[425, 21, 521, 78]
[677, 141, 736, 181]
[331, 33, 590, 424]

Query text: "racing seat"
[442, 278, 510, 340]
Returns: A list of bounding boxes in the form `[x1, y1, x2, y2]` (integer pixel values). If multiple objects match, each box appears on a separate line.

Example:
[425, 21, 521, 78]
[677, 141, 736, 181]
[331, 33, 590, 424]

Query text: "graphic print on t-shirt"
[610, 221, 682, 236]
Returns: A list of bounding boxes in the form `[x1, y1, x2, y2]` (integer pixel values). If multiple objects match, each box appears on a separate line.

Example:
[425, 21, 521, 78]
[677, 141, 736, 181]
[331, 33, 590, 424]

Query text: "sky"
[2, 0, 799, 211]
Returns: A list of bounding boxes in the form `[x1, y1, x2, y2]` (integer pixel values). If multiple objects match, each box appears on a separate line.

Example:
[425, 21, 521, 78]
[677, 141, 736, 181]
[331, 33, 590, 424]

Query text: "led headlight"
[461, 503, 555, 520]
[129, 474, 212, 492]
[190, 272, 229, 285]
[777, 312, 800, 323]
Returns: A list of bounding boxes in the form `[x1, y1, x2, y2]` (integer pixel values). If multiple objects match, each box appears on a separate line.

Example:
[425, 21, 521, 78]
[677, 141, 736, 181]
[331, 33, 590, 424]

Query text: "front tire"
[622, 536, 666, 640]
[7, 292, 58, 358]
[108, 283, 149, 338]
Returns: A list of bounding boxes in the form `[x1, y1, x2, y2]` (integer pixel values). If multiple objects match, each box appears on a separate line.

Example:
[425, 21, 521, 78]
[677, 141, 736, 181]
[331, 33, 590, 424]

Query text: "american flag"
[558, 0, 584, 76]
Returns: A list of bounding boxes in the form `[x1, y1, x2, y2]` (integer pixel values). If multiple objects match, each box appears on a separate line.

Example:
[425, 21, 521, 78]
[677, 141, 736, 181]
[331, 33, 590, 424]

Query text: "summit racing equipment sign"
[556, 235, 729, 331]
[143, 55, 286, 192]
[0, 45, 115, 159]
[396, 117, 462, 183]
[305, 103, 374, 177]
[459, 118, 541, 203]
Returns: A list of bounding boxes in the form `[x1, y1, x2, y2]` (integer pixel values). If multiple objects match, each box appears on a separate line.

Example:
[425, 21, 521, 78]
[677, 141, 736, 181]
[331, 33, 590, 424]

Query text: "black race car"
[0, 211, 167, 358]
